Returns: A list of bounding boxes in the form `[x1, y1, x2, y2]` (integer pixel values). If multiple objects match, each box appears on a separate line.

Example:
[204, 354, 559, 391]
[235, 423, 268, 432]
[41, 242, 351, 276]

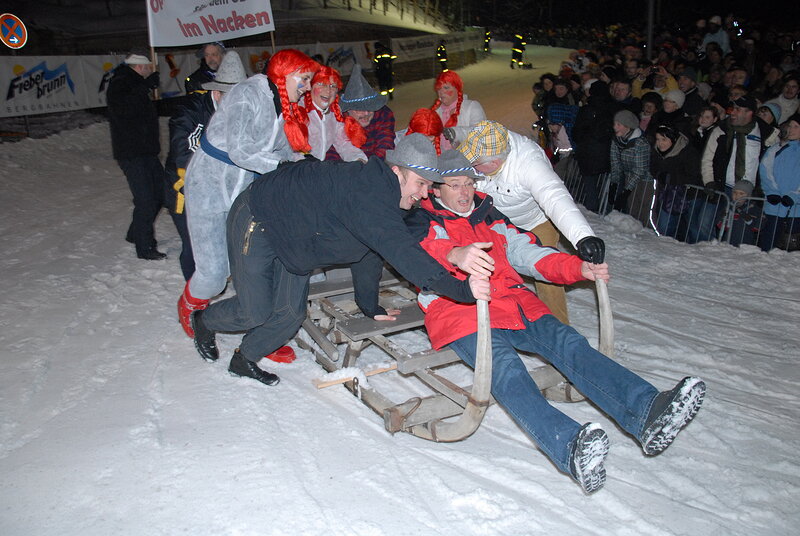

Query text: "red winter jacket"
[408, 192, 585, 350]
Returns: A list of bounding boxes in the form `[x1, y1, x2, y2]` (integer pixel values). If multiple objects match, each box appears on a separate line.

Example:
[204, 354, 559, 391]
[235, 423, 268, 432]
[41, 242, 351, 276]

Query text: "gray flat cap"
[385, 133, 442, 183]
[438, 150, 481, 180]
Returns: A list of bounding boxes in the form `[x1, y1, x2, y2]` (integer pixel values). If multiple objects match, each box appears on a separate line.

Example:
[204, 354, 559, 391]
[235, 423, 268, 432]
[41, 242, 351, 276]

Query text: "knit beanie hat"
[614, 110, 639, 131]
[733, 180, 754, 196]
[664, 89, 686, 108]
[761, 102, 782, 124]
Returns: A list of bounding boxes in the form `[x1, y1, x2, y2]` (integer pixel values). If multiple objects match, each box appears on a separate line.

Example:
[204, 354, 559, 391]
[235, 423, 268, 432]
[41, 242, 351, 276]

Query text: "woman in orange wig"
[303, 65, 367, 161]
[430, 70, 486, 150]
[401, 108, 444, 155]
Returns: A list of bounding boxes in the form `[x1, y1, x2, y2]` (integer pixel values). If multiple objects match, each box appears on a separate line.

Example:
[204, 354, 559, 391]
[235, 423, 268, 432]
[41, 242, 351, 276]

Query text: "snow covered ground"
[1, 45, 799, 536]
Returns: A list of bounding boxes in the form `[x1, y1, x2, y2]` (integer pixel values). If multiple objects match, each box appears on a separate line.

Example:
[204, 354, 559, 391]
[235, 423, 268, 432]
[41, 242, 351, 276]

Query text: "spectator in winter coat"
[404, 150, 705, 494]
[697, 95, 779, 244]
[573, 80, 616, 213]
[185, 42, 225, 94]
[677, 67, 707, 118]
[327, 64, 395, 160]
[610, 78, 642, 116]
[632, 64, 678, 99]
[430, 70, 486, 151]
[649, 126, 703, 239]
[302, 65, 367, 163]
[190, 134, 484, 387]
[106, 53, 165, 261]
[757, 103, 782, 129]
[178, 49, 319, 364]
[639, 91, 663, 133]
[459, 120, 605, 324]
[165, 51, 246, 281]
[690, 106, 720, 153]
[765, 76, 800, 125]
[757, 114, 800, 251]
[701, 15, 731, 55]
[724, 180, 762, 247]
[645, 89, 693, 142]
[609, 110, 652, 225]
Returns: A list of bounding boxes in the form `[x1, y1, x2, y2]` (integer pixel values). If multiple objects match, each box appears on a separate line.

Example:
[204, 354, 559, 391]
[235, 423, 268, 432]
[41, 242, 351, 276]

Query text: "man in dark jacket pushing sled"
[190, 134, 484, 386]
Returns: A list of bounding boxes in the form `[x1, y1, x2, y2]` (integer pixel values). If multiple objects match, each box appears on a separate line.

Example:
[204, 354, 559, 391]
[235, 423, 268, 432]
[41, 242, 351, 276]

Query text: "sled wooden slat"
[313, 363, 398, 389]
[307, 269, 400, 301]
[335, 304, 425, 341]
[396, 347, 461, 374]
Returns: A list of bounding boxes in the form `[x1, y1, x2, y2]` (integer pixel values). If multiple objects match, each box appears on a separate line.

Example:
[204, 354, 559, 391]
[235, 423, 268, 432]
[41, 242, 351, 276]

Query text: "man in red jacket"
[406, 149, 706, 494]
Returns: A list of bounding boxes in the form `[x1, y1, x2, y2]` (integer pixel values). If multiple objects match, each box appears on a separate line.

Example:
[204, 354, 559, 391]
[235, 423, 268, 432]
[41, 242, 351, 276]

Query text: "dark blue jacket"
[248, 157, 475, 314]
[106, 64, 160, 160]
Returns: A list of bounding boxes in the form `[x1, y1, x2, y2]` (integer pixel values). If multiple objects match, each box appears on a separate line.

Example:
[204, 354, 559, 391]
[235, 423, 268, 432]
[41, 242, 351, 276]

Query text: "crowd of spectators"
[517, 15, 800, 251]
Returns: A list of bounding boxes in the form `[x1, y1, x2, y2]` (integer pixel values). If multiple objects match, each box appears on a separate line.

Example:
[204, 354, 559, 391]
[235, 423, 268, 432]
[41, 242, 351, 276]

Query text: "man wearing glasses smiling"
[405, 149, 705, 494]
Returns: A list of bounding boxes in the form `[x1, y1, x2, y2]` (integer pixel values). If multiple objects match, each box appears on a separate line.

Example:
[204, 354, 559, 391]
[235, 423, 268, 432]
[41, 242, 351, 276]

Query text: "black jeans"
[117, 156, 165, 254]
[202, 189, 310, 362]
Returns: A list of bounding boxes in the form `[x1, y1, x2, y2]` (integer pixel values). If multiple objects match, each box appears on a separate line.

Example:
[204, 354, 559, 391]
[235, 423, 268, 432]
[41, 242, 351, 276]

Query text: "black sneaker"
[191, 310, 218, 362]
[640, 377, 705, 456]
[137, 248, 167, 260]
[568, 423, 609, 494]
[228, 350, 280, 386]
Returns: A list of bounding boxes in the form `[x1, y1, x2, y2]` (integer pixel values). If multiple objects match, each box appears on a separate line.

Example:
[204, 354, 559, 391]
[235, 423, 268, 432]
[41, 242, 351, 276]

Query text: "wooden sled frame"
[296, 269, 614, 443]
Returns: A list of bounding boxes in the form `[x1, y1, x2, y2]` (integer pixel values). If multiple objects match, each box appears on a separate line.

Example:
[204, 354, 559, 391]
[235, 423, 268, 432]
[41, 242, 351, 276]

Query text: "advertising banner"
[146, 0, 275, 47]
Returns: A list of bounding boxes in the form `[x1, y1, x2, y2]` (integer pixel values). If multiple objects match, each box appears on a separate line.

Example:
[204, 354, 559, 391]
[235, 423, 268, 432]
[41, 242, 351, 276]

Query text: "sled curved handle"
[596, 279, 614, 357]
[417, 298, 492, 443]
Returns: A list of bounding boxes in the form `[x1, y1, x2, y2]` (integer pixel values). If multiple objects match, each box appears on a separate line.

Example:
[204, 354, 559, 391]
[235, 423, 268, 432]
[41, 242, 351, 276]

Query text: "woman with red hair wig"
[430, 70, 486, 151]
[402, 108, 443, 155]
[179, 49, 318, 363]
[303, 65, 367, 161]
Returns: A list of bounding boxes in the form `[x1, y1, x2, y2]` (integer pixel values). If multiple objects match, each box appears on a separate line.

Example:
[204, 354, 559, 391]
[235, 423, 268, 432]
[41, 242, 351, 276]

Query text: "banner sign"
[0, 30, 482, 117]
[146, 0, 275, 47]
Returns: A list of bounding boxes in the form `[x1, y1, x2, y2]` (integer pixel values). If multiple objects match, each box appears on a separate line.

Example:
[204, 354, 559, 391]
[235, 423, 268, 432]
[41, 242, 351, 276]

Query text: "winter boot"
[264, 346, 296, 363]
[178, 281, 209, 338]
[640, 377, 705, 456]
[191, 310, 218, 362]
[568, 423, 610, 494]
[228, 349, 280, 386]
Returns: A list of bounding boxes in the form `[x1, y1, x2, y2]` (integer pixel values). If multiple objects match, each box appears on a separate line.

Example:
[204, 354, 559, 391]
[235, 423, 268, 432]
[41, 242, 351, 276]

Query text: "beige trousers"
[530, 219, 569, 324]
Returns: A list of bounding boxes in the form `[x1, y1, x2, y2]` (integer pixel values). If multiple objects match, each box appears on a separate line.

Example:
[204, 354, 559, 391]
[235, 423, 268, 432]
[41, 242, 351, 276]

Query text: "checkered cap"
[458, 120, 509, 163]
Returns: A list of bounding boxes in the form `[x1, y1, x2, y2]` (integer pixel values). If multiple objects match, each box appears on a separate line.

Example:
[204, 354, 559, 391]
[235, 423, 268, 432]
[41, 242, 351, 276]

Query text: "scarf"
[727, 121, 755, 182]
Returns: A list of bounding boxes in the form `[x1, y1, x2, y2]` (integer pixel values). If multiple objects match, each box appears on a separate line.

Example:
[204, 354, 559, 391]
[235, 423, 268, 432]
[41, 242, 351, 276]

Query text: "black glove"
[766, 194, 782, 205]
[781, 195, 795, 207]
[576, 236, 606, 264]
[442, 127, 456, 143]
[145, 71, 160, 89]
[704, 183, 722, 197]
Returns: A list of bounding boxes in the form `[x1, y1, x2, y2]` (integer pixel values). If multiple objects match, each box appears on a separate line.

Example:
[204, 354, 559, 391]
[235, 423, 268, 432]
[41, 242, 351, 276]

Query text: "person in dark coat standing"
[185, 42, 225, 94]
[106, 53, 165, 260]
[573, 81, 616, 213]
[511, 33, 526, 69]
[190, 134, 482, 387]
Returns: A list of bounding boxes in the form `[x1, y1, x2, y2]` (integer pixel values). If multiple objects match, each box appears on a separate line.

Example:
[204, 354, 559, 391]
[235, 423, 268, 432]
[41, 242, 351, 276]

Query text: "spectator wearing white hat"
[701, 15, 731, 55]
[106, 52, 165, 260]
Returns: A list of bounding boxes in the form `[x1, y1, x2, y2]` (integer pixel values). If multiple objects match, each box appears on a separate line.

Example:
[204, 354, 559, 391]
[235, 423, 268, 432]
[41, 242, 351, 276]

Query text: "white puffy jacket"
[474, 131, 594, 246]
[436, 95, 486, 146]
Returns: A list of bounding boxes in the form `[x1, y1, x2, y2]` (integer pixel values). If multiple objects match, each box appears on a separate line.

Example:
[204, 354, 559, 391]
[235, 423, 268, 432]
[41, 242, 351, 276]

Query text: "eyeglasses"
[314, 83, 339, 90]
[442, 181, 475, 192]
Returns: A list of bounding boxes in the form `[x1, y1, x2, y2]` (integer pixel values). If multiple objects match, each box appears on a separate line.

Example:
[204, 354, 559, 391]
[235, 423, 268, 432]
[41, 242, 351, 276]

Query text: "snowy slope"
[1, 45, 799, 536]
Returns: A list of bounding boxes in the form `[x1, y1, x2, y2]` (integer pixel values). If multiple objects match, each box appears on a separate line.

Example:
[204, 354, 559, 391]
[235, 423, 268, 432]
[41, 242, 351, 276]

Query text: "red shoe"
[264, 345, 296, 363]
[178, 281, 209, 338]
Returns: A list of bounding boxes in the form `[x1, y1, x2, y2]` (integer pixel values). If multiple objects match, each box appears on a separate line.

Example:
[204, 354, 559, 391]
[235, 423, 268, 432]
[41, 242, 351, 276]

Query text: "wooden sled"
[297, 268, 614, 443]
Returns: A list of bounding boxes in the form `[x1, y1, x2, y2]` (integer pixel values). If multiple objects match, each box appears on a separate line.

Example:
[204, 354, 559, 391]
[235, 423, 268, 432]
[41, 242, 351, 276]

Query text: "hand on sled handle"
[581, 262, 610, 283]
[468, 274, 491, 302]
[374, 308, 401, 322]
[576, 236, 605, 264]
[447, 242, 495, 277]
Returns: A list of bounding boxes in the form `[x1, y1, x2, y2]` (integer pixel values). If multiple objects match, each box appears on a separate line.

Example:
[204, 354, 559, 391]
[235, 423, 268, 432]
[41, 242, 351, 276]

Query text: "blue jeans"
[449, 315, 658, 475]
[655, 209, 681, 238]
[685, 196, 719, 244]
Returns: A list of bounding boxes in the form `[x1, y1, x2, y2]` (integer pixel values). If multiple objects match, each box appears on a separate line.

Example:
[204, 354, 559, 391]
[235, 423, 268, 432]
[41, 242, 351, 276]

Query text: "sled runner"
[297, 268, 614, 442]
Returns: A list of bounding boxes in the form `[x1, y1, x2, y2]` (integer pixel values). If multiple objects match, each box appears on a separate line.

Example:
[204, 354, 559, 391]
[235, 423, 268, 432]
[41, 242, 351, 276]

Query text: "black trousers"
[202, 188, 310, 362]
[118, 156, 165, 255]
[169, 211, 195, 280]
